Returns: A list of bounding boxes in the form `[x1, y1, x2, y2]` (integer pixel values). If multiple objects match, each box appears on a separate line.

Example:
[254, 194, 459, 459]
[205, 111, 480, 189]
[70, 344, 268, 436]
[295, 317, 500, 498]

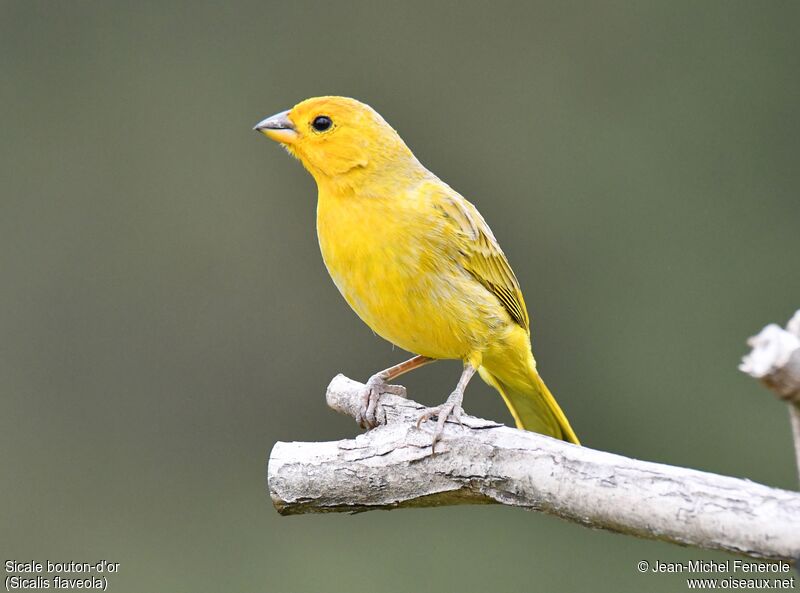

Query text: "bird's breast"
[316, 190, 493, 359]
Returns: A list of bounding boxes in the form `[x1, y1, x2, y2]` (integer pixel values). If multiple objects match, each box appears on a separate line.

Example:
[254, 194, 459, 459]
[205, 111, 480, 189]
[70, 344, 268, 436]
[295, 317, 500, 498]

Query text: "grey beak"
[253, 110, 294, 131]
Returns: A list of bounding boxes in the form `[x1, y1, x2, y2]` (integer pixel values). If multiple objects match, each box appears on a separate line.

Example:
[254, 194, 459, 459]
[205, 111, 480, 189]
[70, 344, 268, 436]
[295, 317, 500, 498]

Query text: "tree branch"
[267, 375, 800, 562]
[740, 309, 800, 484]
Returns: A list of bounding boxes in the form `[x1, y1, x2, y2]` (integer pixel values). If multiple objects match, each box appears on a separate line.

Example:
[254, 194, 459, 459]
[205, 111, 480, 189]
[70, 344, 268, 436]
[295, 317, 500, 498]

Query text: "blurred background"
[2, 1, 799, 591]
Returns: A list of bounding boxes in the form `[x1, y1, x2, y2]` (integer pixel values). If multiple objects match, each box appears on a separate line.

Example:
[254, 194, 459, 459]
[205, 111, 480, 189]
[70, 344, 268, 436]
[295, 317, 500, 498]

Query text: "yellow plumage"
[255, 96, 579, 445]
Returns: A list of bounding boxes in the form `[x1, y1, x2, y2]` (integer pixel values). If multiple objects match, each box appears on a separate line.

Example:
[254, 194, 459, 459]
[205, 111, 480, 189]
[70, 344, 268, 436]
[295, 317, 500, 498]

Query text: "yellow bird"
[254, 96, 579, 447]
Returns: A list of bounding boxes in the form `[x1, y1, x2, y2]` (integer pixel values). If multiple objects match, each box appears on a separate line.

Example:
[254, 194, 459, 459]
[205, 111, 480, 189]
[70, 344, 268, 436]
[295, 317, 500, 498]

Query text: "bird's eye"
[312, 115, 332, 132]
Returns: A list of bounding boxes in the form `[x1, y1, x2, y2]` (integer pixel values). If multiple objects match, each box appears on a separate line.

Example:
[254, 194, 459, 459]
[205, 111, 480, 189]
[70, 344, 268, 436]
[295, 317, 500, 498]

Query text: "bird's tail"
[478, 362, 580, 445]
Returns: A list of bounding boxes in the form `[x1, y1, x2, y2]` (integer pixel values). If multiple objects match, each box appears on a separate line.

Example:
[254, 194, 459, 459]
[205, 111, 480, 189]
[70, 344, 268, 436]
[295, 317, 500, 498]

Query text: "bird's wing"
[432, 187, 530, 331]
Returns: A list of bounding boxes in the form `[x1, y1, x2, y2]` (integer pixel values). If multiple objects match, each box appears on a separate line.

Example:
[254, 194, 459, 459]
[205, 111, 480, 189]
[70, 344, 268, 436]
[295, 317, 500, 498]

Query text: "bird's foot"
[356, 374, 407, 429]
[416, 388, 465, 452]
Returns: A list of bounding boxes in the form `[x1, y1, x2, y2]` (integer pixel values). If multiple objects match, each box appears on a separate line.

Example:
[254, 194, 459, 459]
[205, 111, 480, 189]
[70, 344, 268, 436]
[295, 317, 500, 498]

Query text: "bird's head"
[254, 96, 419, 187]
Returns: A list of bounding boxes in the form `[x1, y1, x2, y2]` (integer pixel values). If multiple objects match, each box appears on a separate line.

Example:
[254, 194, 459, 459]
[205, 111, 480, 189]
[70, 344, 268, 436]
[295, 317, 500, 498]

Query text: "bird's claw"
[356, 375, 407, 429]
[416, 391, 465, 453]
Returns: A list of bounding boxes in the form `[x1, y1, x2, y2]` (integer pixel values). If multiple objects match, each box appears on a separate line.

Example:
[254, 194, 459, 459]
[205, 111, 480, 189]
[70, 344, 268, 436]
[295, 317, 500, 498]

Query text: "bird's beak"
[253, 110, 298, 144]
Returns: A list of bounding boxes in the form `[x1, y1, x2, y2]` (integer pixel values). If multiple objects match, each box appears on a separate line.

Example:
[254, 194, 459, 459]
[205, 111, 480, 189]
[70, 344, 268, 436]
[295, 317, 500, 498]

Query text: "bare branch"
[267, 375, 800, 562]
[741, 309, 800, 483]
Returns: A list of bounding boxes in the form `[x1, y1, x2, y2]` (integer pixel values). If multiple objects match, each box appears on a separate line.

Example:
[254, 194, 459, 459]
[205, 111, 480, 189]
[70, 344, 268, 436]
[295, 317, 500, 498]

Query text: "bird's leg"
[357, 355, 436, 429]
[416, 363, 477, 452]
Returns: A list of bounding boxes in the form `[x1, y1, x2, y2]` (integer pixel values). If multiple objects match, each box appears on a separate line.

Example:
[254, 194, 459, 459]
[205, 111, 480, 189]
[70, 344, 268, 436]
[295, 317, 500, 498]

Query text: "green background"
[2, 1, 799, 591]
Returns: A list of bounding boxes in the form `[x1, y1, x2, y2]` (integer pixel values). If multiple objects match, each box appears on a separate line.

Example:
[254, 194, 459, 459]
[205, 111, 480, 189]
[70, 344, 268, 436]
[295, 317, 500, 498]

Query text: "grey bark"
[268, 375, 800, 562]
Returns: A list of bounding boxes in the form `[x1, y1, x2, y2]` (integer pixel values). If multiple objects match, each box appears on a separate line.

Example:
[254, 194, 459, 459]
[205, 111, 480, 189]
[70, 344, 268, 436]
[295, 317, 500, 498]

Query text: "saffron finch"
[254, 96, 579, 447]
